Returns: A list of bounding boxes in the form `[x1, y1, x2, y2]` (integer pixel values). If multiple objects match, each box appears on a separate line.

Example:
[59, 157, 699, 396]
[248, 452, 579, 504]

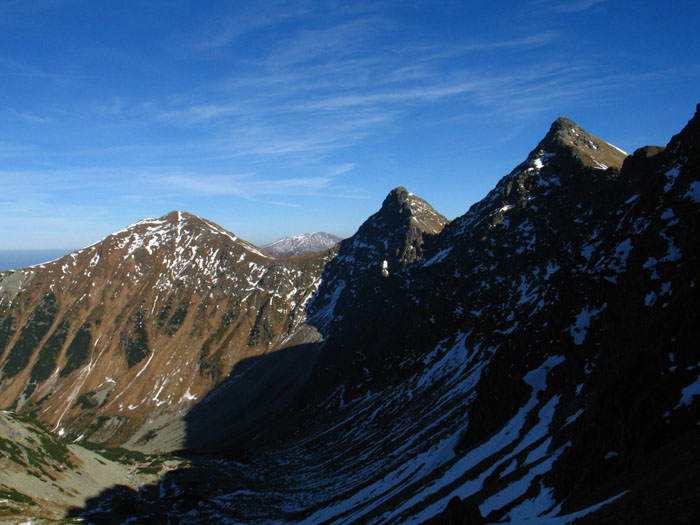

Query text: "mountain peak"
[163, 210, 182, 220]
[263, 232, 342, 258]
[551, 115, 577, 129]
[547, 115, 587, 139]
[378, 187, 448, 235]
[160, 210, 201, 225]
[385, 185, 409, 199]
[162, 210, 185, 222]
[536, 116, 627, 170]
[103, 210, 269, 276]
[340, 188, 449, 267]
[380, 186, 411, 211]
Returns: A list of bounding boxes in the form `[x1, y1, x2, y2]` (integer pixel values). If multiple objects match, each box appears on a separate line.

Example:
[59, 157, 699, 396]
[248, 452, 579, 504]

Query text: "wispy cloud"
[557, 0, 607, 12]
[254, 199, 304, 209]
[7, 110, 53, 124]
[290, 81, 483, 112]
[533, 0, 607, 13]
[457, 31, 560, 52]
[0, 142, 33, 157]
[266, 17, 385, 68]
[160, 173, 334, 198]
[0, 0, 81, 21]
[94, 96, 128, 117]
[192, 0, 313, 51]
[0, 55, 58, 80]
[159, 174, 254, 196]
[155, 102, 248, 126]
[328, 163, 355, 177]
[0, 163, 363, 229]
[151, 55, 639, 166]
[148, 21, 569, 168]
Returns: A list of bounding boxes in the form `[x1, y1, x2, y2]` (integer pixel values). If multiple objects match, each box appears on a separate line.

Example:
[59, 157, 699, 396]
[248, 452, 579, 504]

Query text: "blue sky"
[1, 0, 698, 251]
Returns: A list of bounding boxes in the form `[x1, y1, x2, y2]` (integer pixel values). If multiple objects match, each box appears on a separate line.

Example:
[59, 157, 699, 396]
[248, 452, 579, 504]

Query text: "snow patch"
[515, 490, 630, 524]
[544, 261, 560, 280]
[685, 181, 700, 203]
[675, 373, 700, 408]
[569, 304, 605, 345]
[423, 247, 453, 267]
[610, 238, 633, 272]
[644, 291, 657, 307]
[607, 142, 628, 156]
[664, 166, 680, 191]
[181, 388, 198, 402]
[564, 408, 585, 426]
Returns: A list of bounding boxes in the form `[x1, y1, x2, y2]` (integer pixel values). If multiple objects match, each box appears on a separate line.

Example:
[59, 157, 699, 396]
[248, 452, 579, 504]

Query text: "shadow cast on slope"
[181, 341, 323, 454]
[64, 341, 324, 522]
[63, 225, 445, 522]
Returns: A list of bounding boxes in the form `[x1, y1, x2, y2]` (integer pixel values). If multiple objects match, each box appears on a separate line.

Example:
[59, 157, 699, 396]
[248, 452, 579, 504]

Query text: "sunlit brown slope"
[0, 211, 331, 447]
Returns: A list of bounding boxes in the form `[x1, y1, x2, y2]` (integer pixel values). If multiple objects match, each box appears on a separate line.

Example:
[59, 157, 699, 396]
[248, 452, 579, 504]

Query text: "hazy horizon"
[0, 249, 79, 272]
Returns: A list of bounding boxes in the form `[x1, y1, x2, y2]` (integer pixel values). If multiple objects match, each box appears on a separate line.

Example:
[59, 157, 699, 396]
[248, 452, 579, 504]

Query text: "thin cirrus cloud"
[149, 28, 574, 164]
[555, 0, 607, 12]
[190, 0, 385, 53]
[157, 162, 355, 202]
[160, 173, 336, 198]
[0, 165, 340, 220]
[151, 59, 622, 164]
[158, 27, 563, 120]
[532, 0, 607, 13]
[192, 0, 314, 51]
[0, 141, 33, 157]
[204, 131, 350, 160]
[140, 15, 573, 173]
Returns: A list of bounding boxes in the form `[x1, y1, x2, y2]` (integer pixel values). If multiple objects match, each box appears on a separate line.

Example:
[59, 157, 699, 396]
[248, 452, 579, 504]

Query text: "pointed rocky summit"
[538, 116, 628, 170]
[360, 186, 448, 266]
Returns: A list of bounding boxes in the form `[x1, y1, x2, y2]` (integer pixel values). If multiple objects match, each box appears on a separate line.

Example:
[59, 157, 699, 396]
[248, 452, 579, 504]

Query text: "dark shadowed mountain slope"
[415, 107, 700, 523]
[308, 186, 448, 335]
[169, 106, 698, 523]
[288, 187, 450, 402]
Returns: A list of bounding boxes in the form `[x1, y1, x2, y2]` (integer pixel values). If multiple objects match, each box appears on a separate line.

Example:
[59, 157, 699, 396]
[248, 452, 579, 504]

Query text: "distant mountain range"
[263, 231, 343, 258]
[0, 104, 698, 523]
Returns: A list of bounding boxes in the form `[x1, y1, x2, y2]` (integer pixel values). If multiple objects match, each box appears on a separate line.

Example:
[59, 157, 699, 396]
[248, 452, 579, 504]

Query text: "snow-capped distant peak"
[263, 232, 343, 258]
